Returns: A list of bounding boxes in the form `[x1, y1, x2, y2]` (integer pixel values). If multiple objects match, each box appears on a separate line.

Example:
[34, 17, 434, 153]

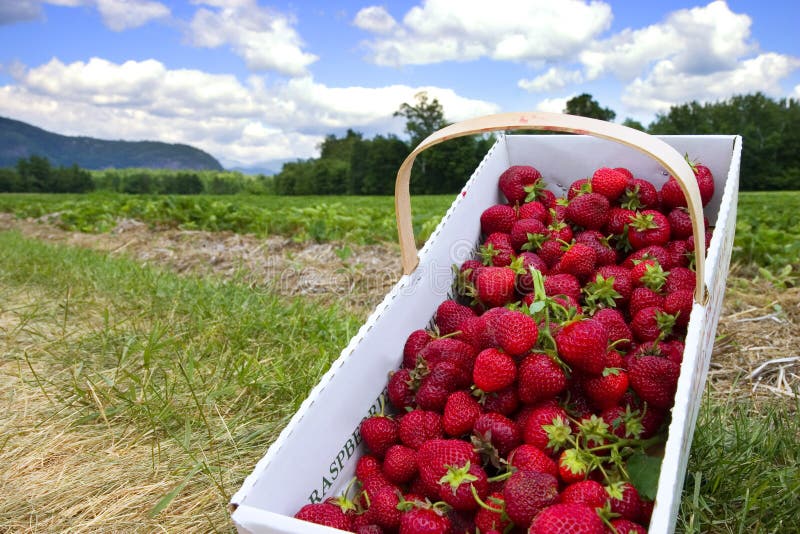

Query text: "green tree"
[16, 155, 53, 191]
[394, 91, 447, 147]
[0, 168, 20, 192]
[564, 93, 617, 122]
[622, 118, 646, 131]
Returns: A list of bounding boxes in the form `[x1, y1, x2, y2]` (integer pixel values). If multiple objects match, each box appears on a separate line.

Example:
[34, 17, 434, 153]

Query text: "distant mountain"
[0, 116, 223, 171]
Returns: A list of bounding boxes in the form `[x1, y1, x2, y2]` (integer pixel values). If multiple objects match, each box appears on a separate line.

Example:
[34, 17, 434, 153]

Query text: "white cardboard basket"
[231, 114, 741, 534]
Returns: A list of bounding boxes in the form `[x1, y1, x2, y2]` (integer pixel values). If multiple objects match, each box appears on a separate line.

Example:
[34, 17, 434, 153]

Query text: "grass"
[0, 231, 362, 531]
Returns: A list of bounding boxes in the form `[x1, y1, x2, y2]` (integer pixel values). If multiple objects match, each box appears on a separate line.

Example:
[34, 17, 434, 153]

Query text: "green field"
[1, 191, 799, 532]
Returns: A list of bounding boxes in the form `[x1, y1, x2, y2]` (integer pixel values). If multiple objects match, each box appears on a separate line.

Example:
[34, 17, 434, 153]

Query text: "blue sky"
[1, 1, 798, 171]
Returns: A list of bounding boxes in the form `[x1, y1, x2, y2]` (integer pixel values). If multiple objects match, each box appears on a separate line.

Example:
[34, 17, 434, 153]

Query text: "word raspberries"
[295, 161, 714, 533]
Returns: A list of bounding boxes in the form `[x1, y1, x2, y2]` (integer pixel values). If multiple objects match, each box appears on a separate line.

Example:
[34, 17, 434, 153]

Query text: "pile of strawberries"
[295, 161, 715, 533]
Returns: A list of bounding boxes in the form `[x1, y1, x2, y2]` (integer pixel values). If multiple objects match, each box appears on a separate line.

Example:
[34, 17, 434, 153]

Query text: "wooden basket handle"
[395, 111, 707, 304]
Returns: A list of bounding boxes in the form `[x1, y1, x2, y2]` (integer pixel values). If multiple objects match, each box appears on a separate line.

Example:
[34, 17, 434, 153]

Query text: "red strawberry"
[566, 192, 610, 230]
[691, 162, 715, 206]
[621, 178, 659, 210]
[498, 165, 542, 204]
[516, 251, 548, 293]
[560, 480, 609, 509]
[403, 329, 433, 369]
[629, 355, 680, 409]
[665, 266, 696, 293]
[631, 306, 676, 342]
[558, 448, 591, 484]
[606, 207, 636, 236]
[517, 353, 567, 405]
[481, 232, 515, 267]
[460, 258, 484, 284]
[475, 266, 517, 308]
[474, 492, 511, 533]
[607, 481, 642, 522]
[528, 503, 605, 534]
[443, 390, 482, 437]
[596, 264, 634, 304]
[522, 404, 571, 454]
[437, 461, 489, 511]
[582, 271, 625, 313]
[455, 315, 486, 349]
[593, 308, 633, 350]
[544, 272, 582, 302]
[575, 230, 617, 266]
[667, 207, 693, 239]
[368, 486, 403, 530]
[664, 288, 693, 327]
[507, 444, 558, 477]
[387, 369, 416, 411]
[557, 242, 597, 280]
[591, 167, 630, 201]
[538, 239, 565, 268]
[493, 309, 538, 356]
[417, 438, 480, 487]
[622, 245, 670, 270]
[473, 412, 522, 458]
[382, 444, 417, 484]
[628, 210, 671, 249]
[399, 507, 451, 534]
[567, 178, 591, 200]
[295, 502, 352, 531]
[435, 299, 475, 336]
[481, 204, 517, 235]
[659, 176, 686, 210]
[610, 518, 648, 534]
[361, 414, 399, 458]
[482, 385, 520, 416]
[614, 167, 633, 179]
[519, 200, 550, 223]
[630, 258, 667, 292]
[510, 217, 548, 252]
[686, 229, 713, 254]
[666, 238, 691, 268]
[581, 363, 629, 410]
[503, 470, 560, 527]
[555, 319, 609, 375]
[473, 348, 517, 393]
[399, 409, 443, 449]
[628, 287, 666, 319]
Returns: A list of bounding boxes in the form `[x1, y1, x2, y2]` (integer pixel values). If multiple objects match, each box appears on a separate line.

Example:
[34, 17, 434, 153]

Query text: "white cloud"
[518, 67, 584, 93]
[38, 0, 169, 30]
[535, 95, 574, 114]
[187, 0, 317, 76]
[622, 53, 800, 114]
[353, 5, 397, 34]
[580, 0, 754, 81]
[0, 0, 41, 25]
[0, 57, 499, 168]
[356, 0, 612, 66]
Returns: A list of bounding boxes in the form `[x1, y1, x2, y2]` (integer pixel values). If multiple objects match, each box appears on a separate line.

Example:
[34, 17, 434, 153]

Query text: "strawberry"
[474, 492, 511, 533]
[517, 353, 567, 405]
[555, 319, 609, 375]
[686, 229, 713, 254]
[510, 217, 548, 251]
[361, 414, 399, 458]
[560, 480, 609, 509]
[575, 230, 617, 266]
[665, 266, 696, 293]
[435, 299, 475, 336]
[518, 200, 550, 223]
[629, 355, 680, 409]
[399, 409, 443, 449]
[387, 368, 416, 411]
[498, 165, 542, 204]
[666, 238, 691, 268]
[600, 405, 644, 439]
[473, 348, 517, 393]
[628, 210, 671, 249]
[631, 306, 676, 342]
[482, 385, 520, 416]
[628, 287, 666, 319]
[368, 486, 403, 530]
[538, 189, 557, 208]
[544, 272, 582, 302]
[664, 288, 693, 327]
[606, 207, 636, 236]
[610, 518, 648, 534]
[475, 266, 517, 308]
[558, 448, 591, 484]
[667, 207, 694, 240]
[592, 308, 633, 350]
[614, 167, 633, 179]
[691, 161, 715, 206]
[493, 309, 538, 356]
[557, 242, 597, 280]
[528, 503, 605, 534]
[630, 258, 667, 292]
[437, 461, 489, 511]
[415, 376, 452, 412]
[516, 251, 548, 293]
[595, 264, 634, 304]
[566, 192, 610, 230]
[481, 232, 515, 267]
[621, 245, 670, 270]
[443, 390, 482, 437]
[522, 404, 571, 454]
[399, 506, 451, 534]
[659, 176, 687, 210]
[460, 258, 484, 284]
[538, 239, 565, 268]
[403, 329, 433, 369]
[567, 178, 591, 200]
[581, 361, 629, 410]
[607, 481, 642, 522]
[507, 444, 558, 477]
[295, 502, 352, 531]
[472, 412, 522, 459]
[382, 444, 417, 484]
[621, 178, 659, 210]
[417, 438, 480, 488]
[481, 204, 517, 235]
[582, 272, 624, 313]
[591, 167, 630, 201]
[502, 470, 560, 527]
